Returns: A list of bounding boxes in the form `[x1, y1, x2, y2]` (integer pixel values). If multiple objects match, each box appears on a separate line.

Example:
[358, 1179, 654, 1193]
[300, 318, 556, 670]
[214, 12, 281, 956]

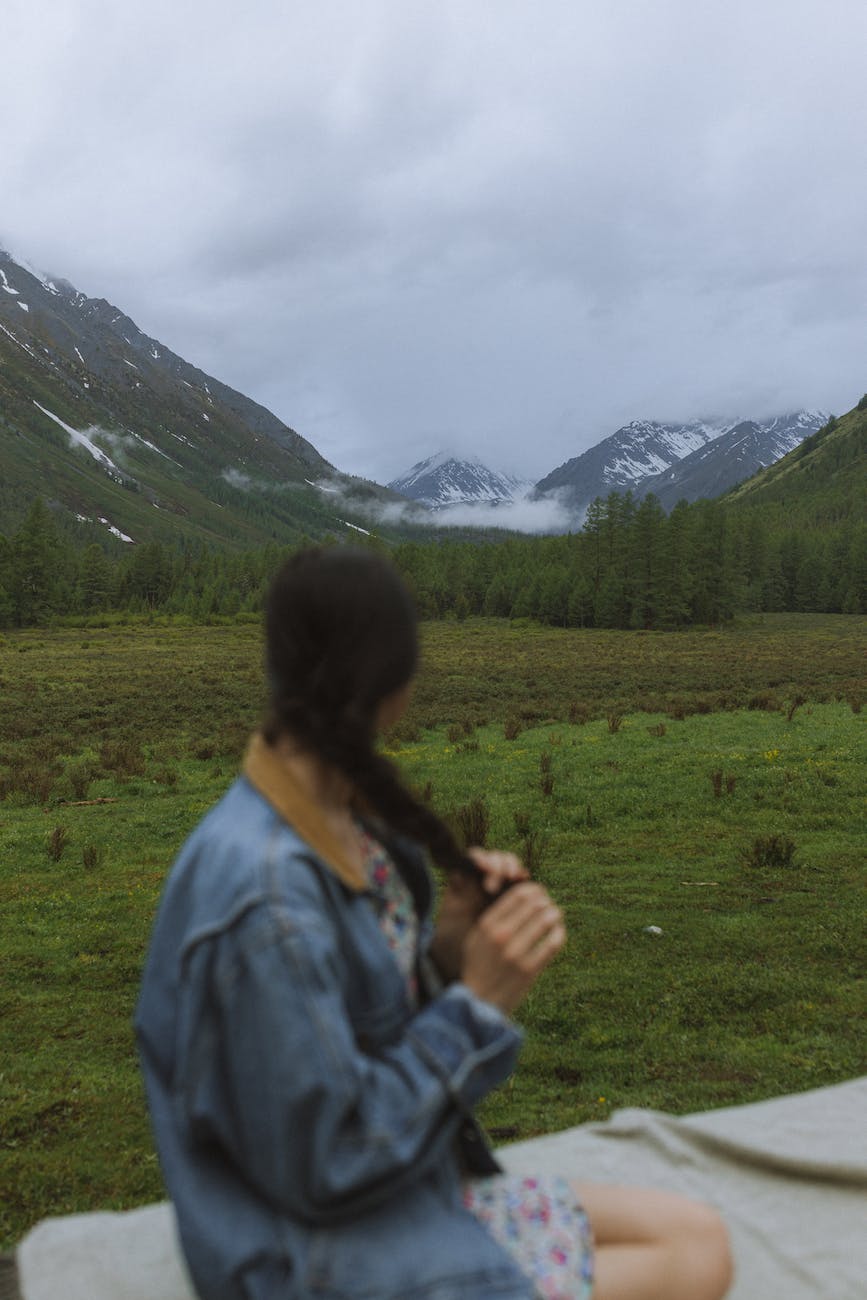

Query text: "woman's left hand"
[428, 849, 528, 982]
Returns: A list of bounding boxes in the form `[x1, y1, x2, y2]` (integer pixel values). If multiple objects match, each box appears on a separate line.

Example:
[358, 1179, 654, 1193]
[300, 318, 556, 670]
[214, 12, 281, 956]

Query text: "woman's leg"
[574, 1182, 733, 1300]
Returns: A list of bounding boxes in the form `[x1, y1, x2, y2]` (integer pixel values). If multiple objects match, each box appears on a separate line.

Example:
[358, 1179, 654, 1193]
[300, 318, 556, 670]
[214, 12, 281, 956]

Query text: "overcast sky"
[3, 0, 866, 484]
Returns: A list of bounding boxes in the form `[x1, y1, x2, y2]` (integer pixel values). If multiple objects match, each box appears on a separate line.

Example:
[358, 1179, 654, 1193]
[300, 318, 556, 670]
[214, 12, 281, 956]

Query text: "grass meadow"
[1, 613, 865, 1246]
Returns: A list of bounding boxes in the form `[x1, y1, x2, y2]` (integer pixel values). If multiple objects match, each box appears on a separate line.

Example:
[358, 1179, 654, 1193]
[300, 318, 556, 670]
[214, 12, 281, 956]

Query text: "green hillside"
[0, 252, 412, 550]
[725, 401, 867, 527]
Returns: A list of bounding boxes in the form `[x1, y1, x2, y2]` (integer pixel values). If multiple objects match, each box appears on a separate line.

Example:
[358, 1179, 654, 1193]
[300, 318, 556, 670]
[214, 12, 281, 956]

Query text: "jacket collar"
[242, 733, 368, 893]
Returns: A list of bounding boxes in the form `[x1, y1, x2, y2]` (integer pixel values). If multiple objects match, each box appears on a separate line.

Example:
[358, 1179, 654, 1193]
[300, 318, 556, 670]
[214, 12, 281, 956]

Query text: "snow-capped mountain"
[0, 247, 403, 546]
[389, 452, 529, 509]
[532, 414, 826, 520]
[635, 412, 829, 510]
[532, 419, 732, 515]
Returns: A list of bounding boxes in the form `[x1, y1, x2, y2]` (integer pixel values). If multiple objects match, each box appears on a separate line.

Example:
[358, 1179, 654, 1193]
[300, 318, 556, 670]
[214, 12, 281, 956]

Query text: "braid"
[263, 545, 484, 880]
[265, 695, 477, 877]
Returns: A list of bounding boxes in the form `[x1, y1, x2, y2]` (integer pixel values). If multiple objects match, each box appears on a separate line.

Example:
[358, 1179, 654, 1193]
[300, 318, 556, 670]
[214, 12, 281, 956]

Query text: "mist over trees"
[1, 489, 864, 631]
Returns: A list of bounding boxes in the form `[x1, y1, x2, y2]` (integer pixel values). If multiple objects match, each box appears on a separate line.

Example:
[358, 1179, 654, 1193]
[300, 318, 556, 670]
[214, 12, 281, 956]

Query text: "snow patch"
[339, 519, 371, 536]
[0, 321, 39, 359]
[72, 511, 133, 542]
[131, 433, 181, 465]
[17, 301, 29, 312]
[32, 401, 123, 475]
[98, 517, 134, 543]
[74, 346, 85, 365]
[0, 268, 19, 294]
[123, 358, 139, 371]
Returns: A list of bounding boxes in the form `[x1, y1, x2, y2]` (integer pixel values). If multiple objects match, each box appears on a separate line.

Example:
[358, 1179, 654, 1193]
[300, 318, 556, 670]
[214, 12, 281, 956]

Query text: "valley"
[1, 614, 864, 1245]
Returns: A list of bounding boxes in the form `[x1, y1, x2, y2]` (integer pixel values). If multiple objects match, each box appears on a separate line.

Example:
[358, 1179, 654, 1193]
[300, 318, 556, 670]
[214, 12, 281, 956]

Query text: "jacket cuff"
[406, 983, 522, 1109]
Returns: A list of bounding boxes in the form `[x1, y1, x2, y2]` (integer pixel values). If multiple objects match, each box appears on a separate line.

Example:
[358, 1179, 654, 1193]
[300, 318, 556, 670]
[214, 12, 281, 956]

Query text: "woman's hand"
[461, 881, 566, 1016]
[428, 849, 527, 982]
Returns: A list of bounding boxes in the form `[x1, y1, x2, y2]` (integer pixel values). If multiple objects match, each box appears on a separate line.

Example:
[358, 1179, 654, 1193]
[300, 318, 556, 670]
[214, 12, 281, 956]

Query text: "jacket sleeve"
[175, 895, 522, 1226]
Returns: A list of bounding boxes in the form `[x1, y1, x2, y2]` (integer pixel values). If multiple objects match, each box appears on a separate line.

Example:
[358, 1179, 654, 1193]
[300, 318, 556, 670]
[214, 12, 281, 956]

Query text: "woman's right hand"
[460, 881, 566, 1015]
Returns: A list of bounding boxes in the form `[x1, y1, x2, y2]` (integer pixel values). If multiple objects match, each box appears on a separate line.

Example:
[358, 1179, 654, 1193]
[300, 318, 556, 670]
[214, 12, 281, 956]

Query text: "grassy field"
[1, 614, 864, 1246]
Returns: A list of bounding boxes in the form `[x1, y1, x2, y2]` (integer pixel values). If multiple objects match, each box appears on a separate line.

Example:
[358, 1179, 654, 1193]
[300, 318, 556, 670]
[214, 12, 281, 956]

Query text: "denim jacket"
[135, 737, 533, 1300]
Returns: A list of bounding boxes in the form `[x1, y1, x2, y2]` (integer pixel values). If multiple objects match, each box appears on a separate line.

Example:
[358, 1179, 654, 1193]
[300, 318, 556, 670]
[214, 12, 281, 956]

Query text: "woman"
[136, 547, 732, 1300]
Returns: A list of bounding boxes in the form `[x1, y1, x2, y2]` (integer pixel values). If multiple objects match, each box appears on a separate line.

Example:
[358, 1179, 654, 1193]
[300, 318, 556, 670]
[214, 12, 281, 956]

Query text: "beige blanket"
[13, 1077, 867, 1300]
[500, 1076, 867, 1299]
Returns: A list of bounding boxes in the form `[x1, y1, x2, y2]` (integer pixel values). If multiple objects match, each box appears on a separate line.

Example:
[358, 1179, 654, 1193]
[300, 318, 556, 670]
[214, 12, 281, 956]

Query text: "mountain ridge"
[0, 248, 410, 548]
[634, 411, 828, 510]
[531, 412, 827, 520]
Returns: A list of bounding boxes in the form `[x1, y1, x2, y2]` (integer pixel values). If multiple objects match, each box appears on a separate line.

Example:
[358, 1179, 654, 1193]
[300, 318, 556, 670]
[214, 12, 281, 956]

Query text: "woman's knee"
[574, 1183, 733, 1299]
[680, 1200, 733, 1298]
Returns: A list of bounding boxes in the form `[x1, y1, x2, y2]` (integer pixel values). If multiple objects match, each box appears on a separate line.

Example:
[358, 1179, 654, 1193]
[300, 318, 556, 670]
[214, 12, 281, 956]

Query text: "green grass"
[397, 707, 865, 1136]
[1, 614, 864, 1246]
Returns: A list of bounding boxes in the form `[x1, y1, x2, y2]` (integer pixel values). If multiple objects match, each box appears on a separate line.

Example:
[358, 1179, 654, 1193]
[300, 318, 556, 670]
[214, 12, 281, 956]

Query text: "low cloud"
[222, 467, 254, 490]
[423, 493, 575, 534]
[98, 429, 138, 454]
[328, 482, 575, 535]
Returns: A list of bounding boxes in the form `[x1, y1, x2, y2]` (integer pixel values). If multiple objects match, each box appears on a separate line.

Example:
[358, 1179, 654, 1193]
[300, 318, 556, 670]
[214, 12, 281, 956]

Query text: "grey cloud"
[3, 0, 867, 497]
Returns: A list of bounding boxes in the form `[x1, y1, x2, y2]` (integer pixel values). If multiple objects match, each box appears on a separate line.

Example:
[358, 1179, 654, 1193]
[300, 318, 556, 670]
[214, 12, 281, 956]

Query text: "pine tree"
[10, 499, 63, 625]
[628, 495, 665, 628]
[78, 543, 113, 611]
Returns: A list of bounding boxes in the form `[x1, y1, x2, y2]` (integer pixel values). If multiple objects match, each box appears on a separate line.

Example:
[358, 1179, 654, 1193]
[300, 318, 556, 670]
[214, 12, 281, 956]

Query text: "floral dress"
[358, 824, 595, 1300]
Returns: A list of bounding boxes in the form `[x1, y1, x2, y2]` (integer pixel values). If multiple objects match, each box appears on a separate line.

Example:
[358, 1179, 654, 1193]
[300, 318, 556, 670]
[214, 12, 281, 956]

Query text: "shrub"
[540, 772, 555, 797]
[539, 751, 552, 775]
[446, 723, 463, 743]
[46, 826, 68, 862]
[452, 796, 490, 847]
[513, 809, 532, 838]
[389, 719, 422, 744]
[607, 712, 624, 734]
[215, 722, 250, 758]
[99, 737, 146, 777]
[740, 834, 798, 870]
[647, 723, 666, 737]
[82, 842, 105, 870]
[786, 693, 806, 722]
[503, 716, 522, 740]
[568, 701, 590, 725]
[17, 768, 55, 805]
[520, 831, 546, 875]
[848, 695, 862, 715]
[748, 692, 779, 712]
[710, 769, 723, 798]
[67, 759, 97, 801]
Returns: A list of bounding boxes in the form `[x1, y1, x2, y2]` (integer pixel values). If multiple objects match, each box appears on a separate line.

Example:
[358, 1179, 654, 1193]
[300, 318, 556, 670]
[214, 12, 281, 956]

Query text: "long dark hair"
[263, 546, 478, 878]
